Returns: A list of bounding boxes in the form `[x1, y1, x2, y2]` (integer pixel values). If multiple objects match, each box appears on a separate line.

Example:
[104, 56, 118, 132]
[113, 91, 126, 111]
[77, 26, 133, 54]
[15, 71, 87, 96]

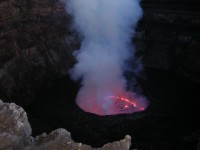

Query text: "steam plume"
[62, 0, 148, 115]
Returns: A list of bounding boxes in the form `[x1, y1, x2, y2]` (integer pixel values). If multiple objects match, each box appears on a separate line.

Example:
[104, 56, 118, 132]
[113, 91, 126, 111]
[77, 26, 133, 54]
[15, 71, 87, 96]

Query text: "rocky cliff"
[0, 99, 132, 150]
[0, 0, 78, 105]
[0, 0, 200, 105]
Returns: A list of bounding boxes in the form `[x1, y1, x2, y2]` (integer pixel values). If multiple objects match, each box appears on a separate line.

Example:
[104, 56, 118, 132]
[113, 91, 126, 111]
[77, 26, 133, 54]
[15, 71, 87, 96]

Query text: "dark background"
[0, 0, 200, 149]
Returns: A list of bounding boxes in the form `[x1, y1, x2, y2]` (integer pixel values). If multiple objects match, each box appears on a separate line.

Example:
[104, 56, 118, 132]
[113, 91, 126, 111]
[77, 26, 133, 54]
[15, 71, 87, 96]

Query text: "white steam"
[62, 0, 146, 115]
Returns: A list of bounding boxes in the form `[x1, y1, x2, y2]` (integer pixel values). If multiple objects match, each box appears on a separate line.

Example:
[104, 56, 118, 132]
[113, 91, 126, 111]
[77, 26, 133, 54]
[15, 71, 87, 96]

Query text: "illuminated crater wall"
[62, 0, 148, 115]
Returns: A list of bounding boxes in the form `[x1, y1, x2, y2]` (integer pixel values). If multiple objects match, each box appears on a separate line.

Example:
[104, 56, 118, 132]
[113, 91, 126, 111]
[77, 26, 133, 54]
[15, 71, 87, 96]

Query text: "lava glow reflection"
[76, 90, 148, 116]
[106, 93, 147, 114]
[108, 96, 137, 107]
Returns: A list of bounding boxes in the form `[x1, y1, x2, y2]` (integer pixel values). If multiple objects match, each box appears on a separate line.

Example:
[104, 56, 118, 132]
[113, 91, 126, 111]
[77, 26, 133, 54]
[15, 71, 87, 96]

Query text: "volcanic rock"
[0, 100, 132, 150]
[0, 0, 78, 106]
[0, 0, 200, 106]
[0, 100, 33, 149]
[24, 129, 131, 150]
[136, 0, 200, 80]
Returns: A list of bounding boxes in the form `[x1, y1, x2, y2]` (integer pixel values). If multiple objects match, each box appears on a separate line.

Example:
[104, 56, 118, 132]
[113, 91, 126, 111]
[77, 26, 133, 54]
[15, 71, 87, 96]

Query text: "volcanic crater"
[25, 67, 200, 150]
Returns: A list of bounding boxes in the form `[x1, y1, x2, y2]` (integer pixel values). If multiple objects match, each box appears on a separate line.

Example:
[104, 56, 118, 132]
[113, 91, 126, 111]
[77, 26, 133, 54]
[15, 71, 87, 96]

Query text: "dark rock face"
[0, 0, 200, 105]
[0, 0, 78, 106]
[0, 100, 132, 150]
[136, 0, 200, 80]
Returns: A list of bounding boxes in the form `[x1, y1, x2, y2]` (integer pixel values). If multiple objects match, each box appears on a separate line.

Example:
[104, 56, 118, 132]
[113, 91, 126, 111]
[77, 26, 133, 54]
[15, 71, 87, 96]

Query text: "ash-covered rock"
[0, 100, 33, 149]
[0, 100, 132, 150]
[25, 129, 131, 150]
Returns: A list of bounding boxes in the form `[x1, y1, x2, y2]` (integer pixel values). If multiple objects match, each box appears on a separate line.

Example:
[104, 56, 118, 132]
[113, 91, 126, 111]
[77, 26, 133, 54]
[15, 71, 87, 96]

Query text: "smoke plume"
[62, 0, 148, 115]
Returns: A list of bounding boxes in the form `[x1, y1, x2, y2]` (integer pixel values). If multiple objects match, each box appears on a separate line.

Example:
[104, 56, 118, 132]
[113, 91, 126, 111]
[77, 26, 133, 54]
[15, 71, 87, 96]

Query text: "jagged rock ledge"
[0, 99, 131, 150]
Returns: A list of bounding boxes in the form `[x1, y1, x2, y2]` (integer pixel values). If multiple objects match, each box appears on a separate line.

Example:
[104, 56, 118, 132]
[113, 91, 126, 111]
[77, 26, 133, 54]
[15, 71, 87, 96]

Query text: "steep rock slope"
[0, 0, 78, 105]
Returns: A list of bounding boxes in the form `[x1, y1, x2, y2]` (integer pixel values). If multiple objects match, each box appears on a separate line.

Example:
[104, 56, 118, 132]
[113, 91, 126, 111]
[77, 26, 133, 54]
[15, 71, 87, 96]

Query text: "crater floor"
[26, 68, 200, 150]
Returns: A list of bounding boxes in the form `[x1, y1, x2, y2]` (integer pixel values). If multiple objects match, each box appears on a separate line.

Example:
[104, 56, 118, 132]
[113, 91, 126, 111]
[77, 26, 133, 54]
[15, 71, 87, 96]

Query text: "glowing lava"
[76, 89, 148, 115]
[108, 96, 137, 107]
[64, 0, 147, 115]
[105, 93, 146, 114]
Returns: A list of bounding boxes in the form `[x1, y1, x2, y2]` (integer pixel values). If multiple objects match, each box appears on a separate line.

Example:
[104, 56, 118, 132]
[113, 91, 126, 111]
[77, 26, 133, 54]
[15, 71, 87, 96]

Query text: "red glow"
[76, 89, 148, 115]
[140, 107, 145, 111]
[108, 96, 137, 107]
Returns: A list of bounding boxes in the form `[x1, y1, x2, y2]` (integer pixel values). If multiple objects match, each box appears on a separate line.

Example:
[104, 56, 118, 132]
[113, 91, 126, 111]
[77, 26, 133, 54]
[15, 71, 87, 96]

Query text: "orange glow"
[77, 91, 147, 115]
[108, 96, 137, 107]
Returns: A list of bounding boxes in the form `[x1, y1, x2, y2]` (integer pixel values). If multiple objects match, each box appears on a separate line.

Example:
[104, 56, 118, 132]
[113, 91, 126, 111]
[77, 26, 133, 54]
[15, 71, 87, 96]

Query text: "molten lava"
[106, 94, 146, 114]
[76, 89, 148, 116]
[108, 96, 137, 107]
